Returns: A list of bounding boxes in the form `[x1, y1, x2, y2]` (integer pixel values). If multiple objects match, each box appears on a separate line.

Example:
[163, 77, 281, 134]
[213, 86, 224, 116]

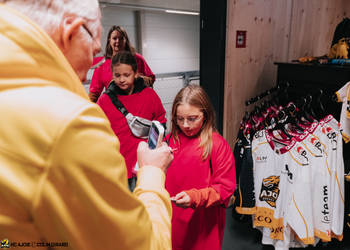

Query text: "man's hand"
[137, 141, 173, 173]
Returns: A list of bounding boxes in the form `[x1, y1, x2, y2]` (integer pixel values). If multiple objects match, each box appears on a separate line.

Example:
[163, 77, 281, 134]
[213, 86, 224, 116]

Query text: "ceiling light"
[165, 10, 199, 16]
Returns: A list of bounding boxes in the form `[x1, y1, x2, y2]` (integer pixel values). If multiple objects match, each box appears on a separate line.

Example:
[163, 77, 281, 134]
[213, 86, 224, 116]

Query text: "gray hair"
[0, 0, 101, 37]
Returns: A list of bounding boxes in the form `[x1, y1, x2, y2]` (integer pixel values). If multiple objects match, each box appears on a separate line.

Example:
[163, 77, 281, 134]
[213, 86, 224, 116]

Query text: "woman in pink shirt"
[165, 85, 236, 250]
[89, 25, 155, 102]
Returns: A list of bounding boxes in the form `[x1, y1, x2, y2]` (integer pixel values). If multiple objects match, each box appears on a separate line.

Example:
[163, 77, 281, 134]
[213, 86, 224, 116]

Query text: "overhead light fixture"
[165, 10, 199, 16]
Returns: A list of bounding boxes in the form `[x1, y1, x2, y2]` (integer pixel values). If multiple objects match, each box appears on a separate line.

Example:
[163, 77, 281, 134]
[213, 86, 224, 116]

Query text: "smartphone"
[147, 121, 164, 149]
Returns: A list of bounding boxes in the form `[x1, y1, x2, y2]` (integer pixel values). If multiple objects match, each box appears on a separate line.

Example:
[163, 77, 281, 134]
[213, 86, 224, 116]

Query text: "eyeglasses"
[82, 23, 94, 40]
[176, 115, 203, 125]
[81, 23, 100, 52]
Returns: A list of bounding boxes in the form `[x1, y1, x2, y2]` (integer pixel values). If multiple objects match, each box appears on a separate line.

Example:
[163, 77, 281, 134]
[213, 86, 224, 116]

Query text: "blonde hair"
[170, 85, 217, 160]
[0, 0, 101, 38]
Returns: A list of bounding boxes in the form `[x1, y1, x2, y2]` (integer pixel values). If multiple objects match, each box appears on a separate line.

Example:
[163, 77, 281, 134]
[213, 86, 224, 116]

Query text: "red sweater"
[165, 132, 236, 250]
[97, 81, 166, 178]
[89, 53, 155, 99]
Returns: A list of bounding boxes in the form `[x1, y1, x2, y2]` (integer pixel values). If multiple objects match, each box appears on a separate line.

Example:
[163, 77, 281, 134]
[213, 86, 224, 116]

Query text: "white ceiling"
[99, 0, 200, 12]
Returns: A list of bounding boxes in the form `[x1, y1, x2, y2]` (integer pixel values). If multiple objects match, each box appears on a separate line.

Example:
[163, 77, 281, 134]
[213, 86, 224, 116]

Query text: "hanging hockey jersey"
[336, 81, 350, 142]
[294, 127, 332, 242]
[319, 115, 345, 240]
[252, 130, 314, 245]
[233, 130, 256, 215]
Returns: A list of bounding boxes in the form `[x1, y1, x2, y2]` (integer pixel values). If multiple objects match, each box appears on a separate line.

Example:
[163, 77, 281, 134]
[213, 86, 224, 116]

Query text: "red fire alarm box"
[236, 30, 247, 48]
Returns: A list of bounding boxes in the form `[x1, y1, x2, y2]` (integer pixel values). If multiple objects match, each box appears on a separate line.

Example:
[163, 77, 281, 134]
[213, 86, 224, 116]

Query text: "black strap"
[209, 157, 213, 176]
[106, 83, 129, 117]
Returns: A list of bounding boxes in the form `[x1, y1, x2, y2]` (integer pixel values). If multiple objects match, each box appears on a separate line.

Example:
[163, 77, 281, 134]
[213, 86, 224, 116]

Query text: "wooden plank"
[288, 0, 348, 60]
[224, 0, 291, 147]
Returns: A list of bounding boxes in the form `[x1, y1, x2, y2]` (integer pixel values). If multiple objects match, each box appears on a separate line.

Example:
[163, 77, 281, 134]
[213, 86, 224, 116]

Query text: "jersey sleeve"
[330, 129, 345, 240]
[209, 134, 236, 207]
[336, 81, 350, 119]
[284, 163, 315, 245]
[335, 81, 350, 102]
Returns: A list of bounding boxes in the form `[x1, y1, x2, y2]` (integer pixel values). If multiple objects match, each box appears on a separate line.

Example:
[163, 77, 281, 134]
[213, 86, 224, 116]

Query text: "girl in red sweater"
[89, 25, 155, 102]
[165, 85, 236, 250]
[97, 51, 166, 189]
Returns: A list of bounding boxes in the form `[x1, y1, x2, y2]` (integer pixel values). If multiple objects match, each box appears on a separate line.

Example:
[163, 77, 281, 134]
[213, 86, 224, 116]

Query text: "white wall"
[140, 10, 199, 131]
[141, 11, 199, 74]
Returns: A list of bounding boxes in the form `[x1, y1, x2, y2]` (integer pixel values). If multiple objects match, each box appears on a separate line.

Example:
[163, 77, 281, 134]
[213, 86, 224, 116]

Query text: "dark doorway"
[200, 0, 227, 134]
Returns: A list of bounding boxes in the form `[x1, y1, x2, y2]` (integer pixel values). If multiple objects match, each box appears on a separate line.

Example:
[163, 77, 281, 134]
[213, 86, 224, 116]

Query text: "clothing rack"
[245, 85, 278, 106]
[245, 82, 290, 106]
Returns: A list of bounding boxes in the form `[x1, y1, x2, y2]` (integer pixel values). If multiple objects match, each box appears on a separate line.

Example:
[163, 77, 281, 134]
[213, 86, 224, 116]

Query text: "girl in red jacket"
[165, 85, 236, 250]
[97, 51, 166, 189]
[89, 25, 155, 102]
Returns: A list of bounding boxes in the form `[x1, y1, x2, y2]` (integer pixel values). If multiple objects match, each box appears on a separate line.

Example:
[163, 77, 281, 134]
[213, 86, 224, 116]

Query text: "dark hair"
[104, 25, 135, 59]
[170, 85, 217, 160]
[111, 51, 138, 73]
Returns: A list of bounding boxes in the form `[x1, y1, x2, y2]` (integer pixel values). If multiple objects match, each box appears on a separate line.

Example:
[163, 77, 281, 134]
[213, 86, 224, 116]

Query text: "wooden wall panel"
[224, 0, 292, 147]
[288, 0, 349, 59]
[224, 0, 350, 148]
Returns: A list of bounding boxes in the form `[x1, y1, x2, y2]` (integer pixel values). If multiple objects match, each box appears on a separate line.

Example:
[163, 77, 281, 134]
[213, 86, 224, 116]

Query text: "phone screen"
[148, 124, 159, 149]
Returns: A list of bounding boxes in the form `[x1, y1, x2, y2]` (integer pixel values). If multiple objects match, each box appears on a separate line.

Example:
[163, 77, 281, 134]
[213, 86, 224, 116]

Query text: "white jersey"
[252, 130, 315, 246]
[320, 115, 345, 240]
[294, 126, 332, 241]
[304, 117, 344, 241]
[336, 81, 350, 143]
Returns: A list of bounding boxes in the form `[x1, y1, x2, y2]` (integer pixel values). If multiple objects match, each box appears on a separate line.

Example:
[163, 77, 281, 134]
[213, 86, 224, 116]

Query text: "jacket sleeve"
[32, 103, 172, 250]
[209, 135, 236, 207]
[185, 187, 221, 208]
[89, 64, 104, 101]
[134, 166, 172, 250]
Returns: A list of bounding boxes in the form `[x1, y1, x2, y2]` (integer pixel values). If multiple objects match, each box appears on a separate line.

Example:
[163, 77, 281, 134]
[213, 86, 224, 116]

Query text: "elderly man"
[0, 1, 172, 249]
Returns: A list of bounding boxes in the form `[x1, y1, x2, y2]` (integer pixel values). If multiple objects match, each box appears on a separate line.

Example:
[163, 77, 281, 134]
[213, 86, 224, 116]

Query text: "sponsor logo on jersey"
[254, 130, 264, 139]
[296, 146, 309, 165]
[259, 176, 280, 208]
[322, 185, 330, 224]
[323, 126, 337, 150]
[256, 155, 267, 162]
[310, 136, 323, 155]
[256, 215, 273, 224]
[282, 164, 293, 183]
[1, 239, 10, 249]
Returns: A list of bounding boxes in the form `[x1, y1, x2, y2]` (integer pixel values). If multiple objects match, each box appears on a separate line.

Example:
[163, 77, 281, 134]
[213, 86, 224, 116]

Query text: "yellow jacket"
[0, 4, 171, 250]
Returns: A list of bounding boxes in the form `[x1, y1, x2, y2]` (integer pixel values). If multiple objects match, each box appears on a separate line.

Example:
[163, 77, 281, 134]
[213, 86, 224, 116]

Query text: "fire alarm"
[236, 30, 247, 48]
